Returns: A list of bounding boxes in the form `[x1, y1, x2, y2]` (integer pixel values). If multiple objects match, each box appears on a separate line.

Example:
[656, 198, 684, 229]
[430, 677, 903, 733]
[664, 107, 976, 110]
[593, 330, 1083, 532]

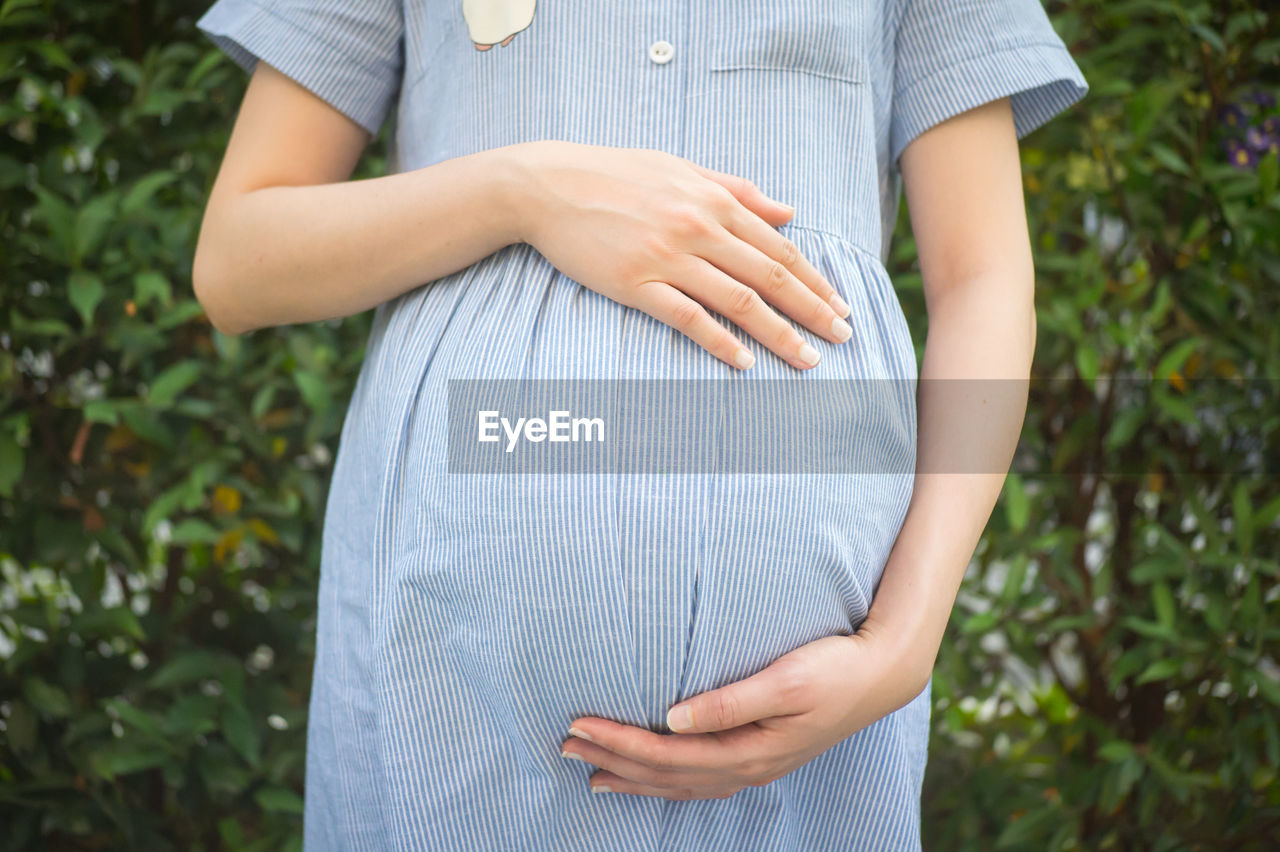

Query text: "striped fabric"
[196, 1, 1087, 849]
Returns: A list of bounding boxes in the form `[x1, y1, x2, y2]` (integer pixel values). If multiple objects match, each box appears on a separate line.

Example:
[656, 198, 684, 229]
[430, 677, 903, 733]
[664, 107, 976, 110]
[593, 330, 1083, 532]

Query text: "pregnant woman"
[192, 0, 1086, 848]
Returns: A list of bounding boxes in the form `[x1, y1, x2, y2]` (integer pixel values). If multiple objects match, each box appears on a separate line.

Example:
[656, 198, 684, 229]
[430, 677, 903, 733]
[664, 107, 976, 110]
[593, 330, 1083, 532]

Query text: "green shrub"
[1, 2, 379, 847]
[889, 3, 1280, 849]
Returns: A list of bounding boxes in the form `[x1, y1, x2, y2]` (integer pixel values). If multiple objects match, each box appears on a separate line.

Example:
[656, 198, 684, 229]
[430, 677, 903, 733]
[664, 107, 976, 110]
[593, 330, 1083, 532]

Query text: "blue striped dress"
[196, 1, 1087, 848]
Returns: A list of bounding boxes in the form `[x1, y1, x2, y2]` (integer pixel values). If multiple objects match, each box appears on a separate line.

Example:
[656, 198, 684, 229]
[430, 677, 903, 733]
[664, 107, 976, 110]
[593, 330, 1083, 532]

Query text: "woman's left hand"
[560, 620, 933, 800]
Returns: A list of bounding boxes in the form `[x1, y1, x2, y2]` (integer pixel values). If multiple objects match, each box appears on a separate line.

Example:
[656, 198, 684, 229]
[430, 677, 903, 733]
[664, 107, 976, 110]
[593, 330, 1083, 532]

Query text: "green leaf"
[0, 153, 25, 189]
[121, 170, 177, 215]
[1149, 142, 1192, 176]
[31, 38, 74, 71]
[1154, 338, 1201, 380]
[0, 431, 23, 497]
[1258, 151, 1279, 201]
[147, 361, 202, 407]
[1099, 740, 1135, 762]
[996, 804, 1059, 848]
[1189, 23, 1226, 53]
[5, 701, 37, 753]
[24, 676, 73, 717]
[1255, 496, 1280, 530]
[960, 610, 999, 635]
[1004, 474, 1029, 532]
[1253, 670, 1280, 706]
[185, 50, 226, 88]
[1203, 590, 1228, 633]
[0, 0, 45, 25]
[1136, 658, 1180, 685]
[223, 702, 261, 767]
[163, 694, 220, 739]
[1233, 481, 1254, 557]
[139, 88, 189, 116]
[133, 271, 172, 308]
[1000, 554, 1029, 604]
[74, 191, 119, 262]
[254, 786, 304, 814]
[1152, 581, 1176, 628]
[71, 607, 147, 642]
[1120, 616, 1177, 642]
[1131, 557, 1183, 583]
[83, 399, 121, 425]
[169, 517, 220, 544]
[1116, 755, 1144, 798]
[293, 370, 332, 414]
[1105, 404, 1147, 452]
[251, 384, 277, 420]
[7, 309, 73, 336]
[155, 299, 207, 330]
[30, 184, 76, 261]
[91, 741, 169, 780]
[104, 698, 163, 737]
[148, 650, 234, 689]
[1146, 747, 1217, 793]
[68, 270, 105, 328]
[1074, 345, 1099, 382]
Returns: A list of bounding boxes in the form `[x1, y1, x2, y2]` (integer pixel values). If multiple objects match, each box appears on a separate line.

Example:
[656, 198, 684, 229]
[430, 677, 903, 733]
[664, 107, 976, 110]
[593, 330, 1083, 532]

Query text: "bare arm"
[193, 61, 854, 369]
[860, 96, 1036, 683]
[191, 61, 525, 336]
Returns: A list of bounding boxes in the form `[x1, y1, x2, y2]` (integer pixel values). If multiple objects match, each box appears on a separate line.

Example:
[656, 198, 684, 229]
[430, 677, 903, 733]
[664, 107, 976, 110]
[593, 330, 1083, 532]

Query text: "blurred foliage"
[0, 1, 382, 848]
[0, 0, 1277, 850]
[887, 2, 1280, 850]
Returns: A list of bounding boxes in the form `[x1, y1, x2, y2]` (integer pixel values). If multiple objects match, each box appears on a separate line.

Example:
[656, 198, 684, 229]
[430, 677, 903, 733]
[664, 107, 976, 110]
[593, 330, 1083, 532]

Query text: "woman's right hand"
[504, 140, 853, 370]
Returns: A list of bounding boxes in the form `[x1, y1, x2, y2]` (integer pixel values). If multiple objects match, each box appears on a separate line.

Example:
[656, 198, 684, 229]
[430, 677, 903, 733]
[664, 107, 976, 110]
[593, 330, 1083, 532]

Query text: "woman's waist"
[366, 229, 915, 384]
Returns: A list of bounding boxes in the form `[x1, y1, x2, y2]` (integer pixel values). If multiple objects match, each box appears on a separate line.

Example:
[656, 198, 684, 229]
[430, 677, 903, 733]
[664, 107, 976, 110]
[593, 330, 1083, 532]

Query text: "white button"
[648, 40, 674, 64]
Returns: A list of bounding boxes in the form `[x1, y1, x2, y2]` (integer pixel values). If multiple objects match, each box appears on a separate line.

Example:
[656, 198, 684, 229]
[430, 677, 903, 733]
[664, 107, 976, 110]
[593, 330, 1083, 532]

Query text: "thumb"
[665, 669, 785, 734]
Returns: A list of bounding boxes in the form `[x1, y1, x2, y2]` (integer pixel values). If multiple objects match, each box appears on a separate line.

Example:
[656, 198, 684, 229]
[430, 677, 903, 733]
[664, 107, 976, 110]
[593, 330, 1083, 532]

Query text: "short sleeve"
[195, 0, 405, 137]
[889, 0, 1088, 166]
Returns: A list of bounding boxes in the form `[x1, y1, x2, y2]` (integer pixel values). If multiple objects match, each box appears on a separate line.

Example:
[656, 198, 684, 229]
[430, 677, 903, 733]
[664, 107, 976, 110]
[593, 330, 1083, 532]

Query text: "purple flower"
[1245, 125, 1269, 152]
[1250, 89, 1277, 108]
[1225, 138, 1257, 169]
[1219, 104, 1248, 128]
[1264, 135, 1280, 157]
[1263, 116, 1280, 136]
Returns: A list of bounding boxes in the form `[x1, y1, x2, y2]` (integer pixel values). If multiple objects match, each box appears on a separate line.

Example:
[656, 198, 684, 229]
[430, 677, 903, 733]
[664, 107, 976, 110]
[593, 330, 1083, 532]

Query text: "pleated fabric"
[196, 2, 1087, 849]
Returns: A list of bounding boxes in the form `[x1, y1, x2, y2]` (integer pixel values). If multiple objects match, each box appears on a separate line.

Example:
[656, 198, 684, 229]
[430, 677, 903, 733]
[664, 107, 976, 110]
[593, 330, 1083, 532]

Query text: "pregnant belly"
[342, 225, 917, 783]
[377, 469, 912, 755]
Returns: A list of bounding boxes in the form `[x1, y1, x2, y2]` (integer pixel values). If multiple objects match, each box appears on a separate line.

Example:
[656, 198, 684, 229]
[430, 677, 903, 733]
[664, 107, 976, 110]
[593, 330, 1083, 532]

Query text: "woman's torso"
[307, 2, 926, 845]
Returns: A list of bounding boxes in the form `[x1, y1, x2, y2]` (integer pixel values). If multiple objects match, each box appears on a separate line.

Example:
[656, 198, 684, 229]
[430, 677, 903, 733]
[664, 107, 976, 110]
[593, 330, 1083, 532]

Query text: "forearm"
[192, 143, 529, 335]
[861, 272, 1035, 682]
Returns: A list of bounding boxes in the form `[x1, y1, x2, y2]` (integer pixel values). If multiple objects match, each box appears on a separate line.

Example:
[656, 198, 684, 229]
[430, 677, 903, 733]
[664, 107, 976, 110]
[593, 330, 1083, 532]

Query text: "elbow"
[192, 239, 248, 337]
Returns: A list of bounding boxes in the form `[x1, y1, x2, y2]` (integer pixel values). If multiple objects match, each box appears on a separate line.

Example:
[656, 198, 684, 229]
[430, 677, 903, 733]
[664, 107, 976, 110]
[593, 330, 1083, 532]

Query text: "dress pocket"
[690, 5, 877, 250]
[707, 11, 867, 85]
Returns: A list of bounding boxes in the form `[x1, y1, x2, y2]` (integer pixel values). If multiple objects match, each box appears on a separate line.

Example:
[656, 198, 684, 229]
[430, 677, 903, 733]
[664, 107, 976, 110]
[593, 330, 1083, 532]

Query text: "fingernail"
[568, 726, 593, 742]
[733, 348, 756, 369]
[778, 201, 794, 214]
[797, 344, 820, 367]
[561, 750, 586, 762]
[667, 705, 693, 732]
[828, 292, 850, 317]
[591, 785, 613, 794]
[831, 317, 852, 342]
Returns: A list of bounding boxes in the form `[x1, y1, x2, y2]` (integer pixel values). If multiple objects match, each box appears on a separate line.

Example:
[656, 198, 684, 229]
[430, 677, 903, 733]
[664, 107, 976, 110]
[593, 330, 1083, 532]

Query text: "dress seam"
[778, 222, 886, 266]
